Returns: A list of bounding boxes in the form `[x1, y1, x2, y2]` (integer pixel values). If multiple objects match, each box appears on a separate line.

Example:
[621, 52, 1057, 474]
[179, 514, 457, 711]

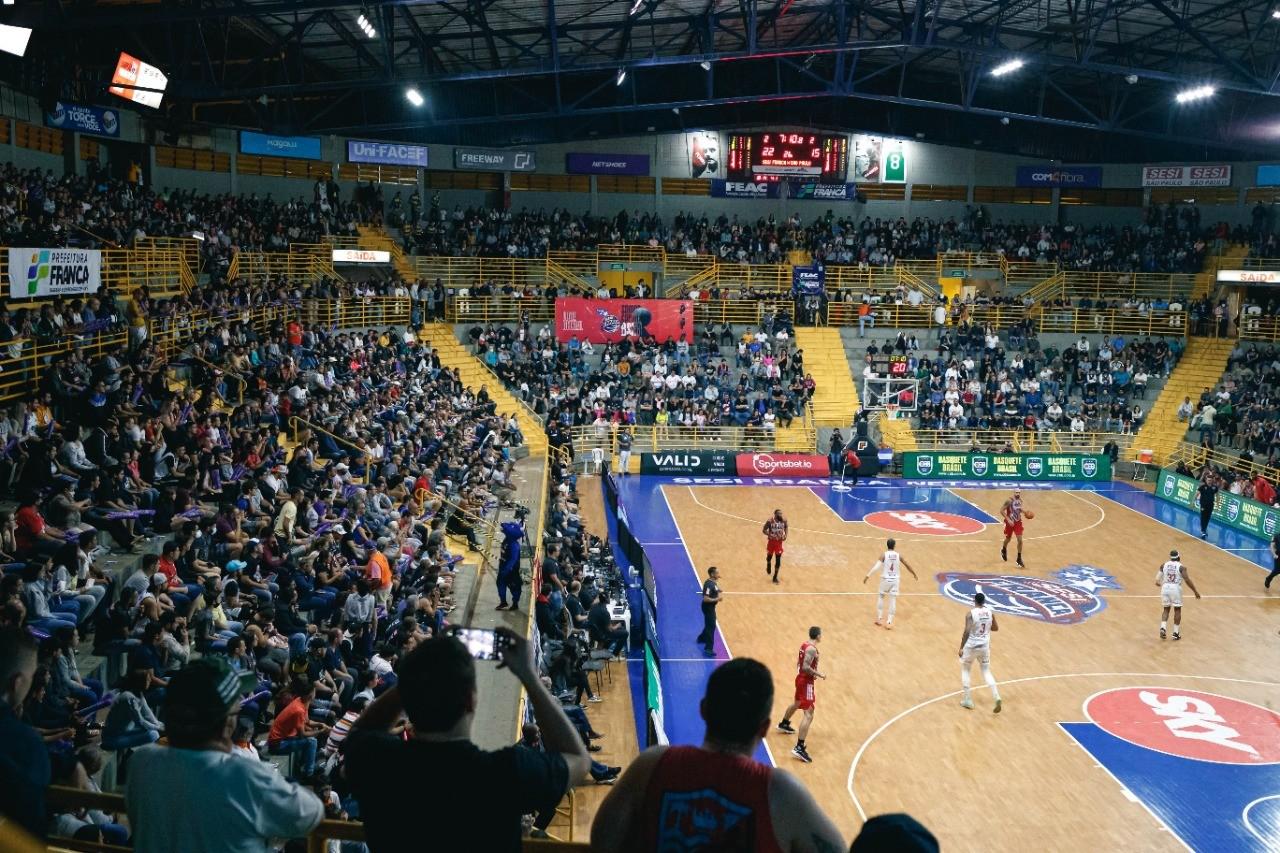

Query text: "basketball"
[1024, 510, 1035, 520]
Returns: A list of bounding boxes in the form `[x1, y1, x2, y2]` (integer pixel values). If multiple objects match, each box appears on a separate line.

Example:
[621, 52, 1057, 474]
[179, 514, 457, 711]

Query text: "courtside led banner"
[640, 452, 734, 475]
[555, 298, 693, 344]
[8, 248, 102, 299]
[1155, 468, 1279, 539]
[331, 249, 390, 264]
[903, 451, 1111, 481]
[735, 453, 830, 477]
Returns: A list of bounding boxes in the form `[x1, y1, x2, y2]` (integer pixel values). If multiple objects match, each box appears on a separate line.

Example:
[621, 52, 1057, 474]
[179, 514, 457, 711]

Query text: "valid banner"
[9, 248, 102, 298]
[555, 298, 693, 344]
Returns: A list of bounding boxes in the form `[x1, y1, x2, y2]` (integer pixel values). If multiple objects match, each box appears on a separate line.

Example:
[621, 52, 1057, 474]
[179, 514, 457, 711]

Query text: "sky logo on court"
[935, 564, 1122, 624]
[1084, 688, 1280, 765]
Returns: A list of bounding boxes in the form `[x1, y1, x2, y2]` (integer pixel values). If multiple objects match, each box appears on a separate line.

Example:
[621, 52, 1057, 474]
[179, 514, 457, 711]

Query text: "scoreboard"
[726, 131, 849, 183]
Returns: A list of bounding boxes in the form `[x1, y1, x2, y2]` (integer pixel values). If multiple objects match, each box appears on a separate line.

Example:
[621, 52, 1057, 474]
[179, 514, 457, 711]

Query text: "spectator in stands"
[591, 657, 844, 851]
[125, 657, 324, 852]
[0, 628, 49, 841]
[344, 628, 590, 852]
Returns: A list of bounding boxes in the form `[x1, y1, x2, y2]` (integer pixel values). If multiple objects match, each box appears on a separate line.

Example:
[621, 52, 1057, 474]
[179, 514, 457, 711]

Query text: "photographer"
[344, 627, 590, 852]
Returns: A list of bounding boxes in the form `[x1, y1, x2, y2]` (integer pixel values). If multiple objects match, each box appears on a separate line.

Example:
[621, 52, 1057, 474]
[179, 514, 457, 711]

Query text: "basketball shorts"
[960, 645, 990, 667]
[878, 578, 900, 596]
[793, 675, 816, 710]
[767, 538, 785, 556]
[1161, 583, 1183, 608]
[1003, 520, 1024, 537]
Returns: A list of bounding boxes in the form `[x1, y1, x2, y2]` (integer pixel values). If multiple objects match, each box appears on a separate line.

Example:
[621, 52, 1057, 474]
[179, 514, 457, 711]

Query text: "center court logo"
[864, 510, 985, 535]
[936, 564, 1122, 624]
[1085, 688, 1280, 764]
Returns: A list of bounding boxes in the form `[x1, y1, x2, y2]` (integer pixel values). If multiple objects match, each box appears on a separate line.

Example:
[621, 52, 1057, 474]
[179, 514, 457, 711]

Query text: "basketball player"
[862, 538, 919, 629]
[1157, 549, 1201, 640]
[1000, 489, 1027, 568]
[762, 509, 788, 584]
[958, 592, 1002, 713]
[777, 626, 824, 763]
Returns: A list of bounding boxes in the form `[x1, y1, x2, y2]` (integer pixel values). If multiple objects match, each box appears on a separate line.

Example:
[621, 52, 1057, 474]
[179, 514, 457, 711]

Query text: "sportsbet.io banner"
[1156, 468, 1279, 540]
[903, 451, 1111, 481]
[8, 248, 102, 299]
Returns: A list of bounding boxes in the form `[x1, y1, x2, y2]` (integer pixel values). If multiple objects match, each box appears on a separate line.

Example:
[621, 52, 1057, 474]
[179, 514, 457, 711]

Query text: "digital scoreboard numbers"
[727, 131, 849, 183]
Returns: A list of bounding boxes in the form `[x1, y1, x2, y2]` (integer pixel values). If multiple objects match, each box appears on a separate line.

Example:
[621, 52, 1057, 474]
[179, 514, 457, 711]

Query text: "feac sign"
[727, 182, 769, 195]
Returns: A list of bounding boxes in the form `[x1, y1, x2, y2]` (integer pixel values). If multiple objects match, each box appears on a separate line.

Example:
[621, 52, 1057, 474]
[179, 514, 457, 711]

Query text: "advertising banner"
[453, 146, 536, 172]
[1015, 165, 1103, 188]
[709, 180, 779, 199]
[735, 453, 831, 477]
[44, 100, 120, 137]
[852, 135, 881, 181]
[555, 297, 692, 344]
[1155, 468, 1279, 540]
[8, 248, 102, 299]
[565, 152, 650, 175]
[1141, 164, 1232, 187]
[639, 451, 734, 475]
[346, 139, 428, 167]
[902, 451, 1112, 481]
[240, 131, 322, 160]
[882, 140, 907, 183]
[792, 265, 826, 295]
[108, 52, 167, 109]
[789, 182, 857, 200]
[1257, 165, 1280, 187]
[331, 249, 390, 264]
[687, 131, 722, 178]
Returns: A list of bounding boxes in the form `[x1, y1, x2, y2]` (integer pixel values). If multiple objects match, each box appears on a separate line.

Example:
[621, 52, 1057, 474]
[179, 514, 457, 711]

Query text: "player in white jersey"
[1156, 549, 1201, 640]
[958, 592, 1002, 713]
[863, 538, 919, 629]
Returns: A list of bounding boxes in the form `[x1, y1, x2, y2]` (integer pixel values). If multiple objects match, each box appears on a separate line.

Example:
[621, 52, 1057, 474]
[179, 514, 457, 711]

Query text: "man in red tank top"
[590, 658, 844, 853]
[777, 626, 824, 763]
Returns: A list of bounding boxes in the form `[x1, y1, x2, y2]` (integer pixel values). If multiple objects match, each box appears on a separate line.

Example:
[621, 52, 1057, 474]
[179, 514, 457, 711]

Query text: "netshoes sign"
[903, 451, 1111, 481]
[1155, 468, 1279, 540]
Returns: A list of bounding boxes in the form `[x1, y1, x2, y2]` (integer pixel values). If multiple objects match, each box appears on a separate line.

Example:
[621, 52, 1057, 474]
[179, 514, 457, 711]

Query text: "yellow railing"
[693, 299, 791, 326]
[136, 236, 202, 275]
[546, 250, 598, 280]
[2, 248, 191, 298]
[413, 256, 557, 291]
[0, 330, 129, 407]
[1238, 315, 1280, 342]
[670, 262, 717, 296]
[598, 243, 666, 266]
[302, 296, 412, 330]
[1002, 257, 1060, 289]
[288, 416, 372, 483]
[1240, 256, 1280, 270]
[180, 351, 247, 406]
[567, 423, 795, 456]
[1059, 270, 1199, 301]
[446, 296, 555, 324]
[707, 262, 792, 291]
[1023, 270, 1066, 303]
[546, 257, 594, 290]
[911, 429, 1134, 454]
[37, 786, 589, 853]
[1036, 307, 1188, 337]
[230, 251, 331, 283]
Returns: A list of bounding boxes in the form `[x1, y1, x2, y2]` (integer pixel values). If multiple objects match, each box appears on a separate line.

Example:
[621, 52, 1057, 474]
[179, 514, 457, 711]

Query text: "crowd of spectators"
[401, 198, 1238, 275]
[1181, 342, 1280, 480]
[0, 161, 367, 276]
[875, 319, 1184, 434]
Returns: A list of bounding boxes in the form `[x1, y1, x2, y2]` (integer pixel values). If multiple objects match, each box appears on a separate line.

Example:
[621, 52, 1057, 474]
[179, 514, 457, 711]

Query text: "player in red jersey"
[762, 509, 789, 584]
[776, 626, 824, 763]
[1000, 489, 1028, 568]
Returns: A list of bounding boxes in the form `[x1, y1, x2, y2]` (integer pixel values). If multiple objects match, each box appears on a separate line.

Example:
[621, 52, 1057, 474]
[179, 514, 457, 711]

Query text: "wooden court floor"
[659, 483, 1280, 851]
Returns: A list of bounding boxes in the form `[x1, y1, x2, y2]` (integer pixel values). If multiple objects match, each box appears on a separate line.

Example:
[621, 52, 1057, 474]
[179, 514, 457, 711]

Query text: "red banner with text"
[735, 453, 831, 477]
[555, 297, 693, 344]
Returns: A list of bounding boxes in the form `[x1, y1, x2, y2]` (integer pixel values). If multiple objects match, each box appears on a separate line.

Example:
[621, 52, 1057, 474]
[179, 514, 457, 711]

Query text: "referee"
[696, 567, 721, 658]
[1196, 478, 1218, 540]
[1266, 532, 1280, 589]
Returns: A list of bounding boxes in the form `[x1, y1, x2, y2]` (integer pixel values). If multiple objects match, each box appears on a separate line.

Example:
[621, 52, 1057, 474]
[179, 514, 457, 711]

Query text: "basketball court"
[613, 473, 1280, 851]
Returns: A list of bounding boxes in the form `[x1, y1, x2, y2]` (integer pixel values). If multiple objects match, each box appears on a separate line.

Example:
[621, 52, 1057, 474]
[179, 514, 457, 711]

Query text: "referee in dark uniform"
[696, 567, 721, 658]
[1266, 533, 1280, 589]
[1196, 478, 1218, 540]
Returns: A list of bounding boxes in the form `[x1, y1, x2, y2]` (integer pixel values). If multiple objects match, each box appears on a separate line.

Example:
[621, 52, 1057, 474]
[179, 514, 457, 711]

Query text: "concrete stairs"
[878, 414, 919, 453]
[1130, 337, 1234, 465]
[418, 323, 547, 454]
[357, 224, 416, 279]
[794, 327, 860, 428]
[773, 423, 814, 451]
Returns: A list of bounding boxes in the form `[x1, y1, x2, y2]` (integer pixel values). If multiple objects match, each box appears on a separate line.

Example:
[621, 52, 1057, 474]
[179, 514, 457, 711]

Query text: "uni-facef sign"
[346, 139, 428, 168]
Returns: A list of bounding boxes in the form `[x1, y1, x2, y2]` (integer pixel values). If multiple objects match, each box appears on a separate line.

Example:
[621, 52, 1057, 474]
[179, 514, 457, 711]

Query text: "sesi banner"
[1141, 164, 1231, 187]
[555, 298, 693, 344]
[734, 453, 830, 477]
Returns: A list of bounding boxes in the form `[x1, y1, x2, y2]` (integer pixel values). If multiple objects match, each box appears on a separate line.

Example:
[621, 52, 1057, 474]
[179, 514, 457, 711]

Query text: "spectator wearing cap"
[344, 628, 590, 852]
[125, 658, 324, 852]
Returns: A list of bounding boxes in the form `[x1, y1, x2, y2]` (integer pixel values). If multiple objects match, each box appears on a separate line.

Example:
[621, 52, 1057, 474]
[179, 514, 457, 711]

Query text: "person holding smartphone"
[343, 627, 590, 852]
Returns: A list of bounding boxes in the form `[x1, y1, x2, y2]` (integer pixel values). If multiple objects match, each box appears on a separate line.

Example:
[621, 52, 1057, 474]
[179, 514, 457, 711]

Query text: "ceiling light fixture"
[629, 0, 644, 15]
[616, 68, 627, 86]
[405, 87, 424, 107]
[700, 60, 711, 71]
[356, 13, 377, 38]
[1175, 84, 1216, 103]
[989, 58, 1024, 77]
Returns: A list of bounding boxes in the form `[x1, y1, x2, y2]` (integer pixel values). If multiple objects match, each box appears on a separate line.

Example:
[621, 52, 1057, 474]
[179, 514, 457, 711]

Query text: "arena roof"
[7, 0, 1280, 160]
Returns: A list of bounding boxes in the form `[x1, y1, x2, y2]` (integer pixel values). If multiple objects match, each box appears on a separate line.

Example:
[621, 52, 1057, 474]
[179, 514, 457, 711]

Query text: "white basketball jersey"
[881, 550, 901, 581]
[1159, 560, 1183, 586]
[966, 606, 993, 648]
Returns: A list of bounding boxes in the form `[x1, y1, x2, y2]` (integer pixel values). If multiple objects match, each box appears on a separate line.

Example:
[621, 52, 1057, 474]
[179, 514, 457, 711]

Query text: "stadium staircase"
[1129, 337, 1234, 465]
[356, 224, 417, 279]
[418, 323, 548, 455]
[877, 413, 919, 453]
[1194, 244, 1251, 299]
[794, 327, 860, 428]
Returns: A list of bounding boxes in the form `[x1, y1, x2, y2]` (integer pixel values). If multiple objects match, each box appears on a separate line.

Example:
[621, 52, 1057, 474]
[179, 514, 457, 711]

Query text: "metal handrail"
[180, 349, 248, 406]
[288, 416, 372, 483]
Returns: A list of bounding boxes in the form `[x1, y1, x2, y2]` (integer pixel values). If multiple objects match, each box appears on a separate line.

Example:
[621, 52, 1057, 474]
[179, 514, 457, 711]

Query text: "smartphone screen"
[452, 627, 500, 660]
